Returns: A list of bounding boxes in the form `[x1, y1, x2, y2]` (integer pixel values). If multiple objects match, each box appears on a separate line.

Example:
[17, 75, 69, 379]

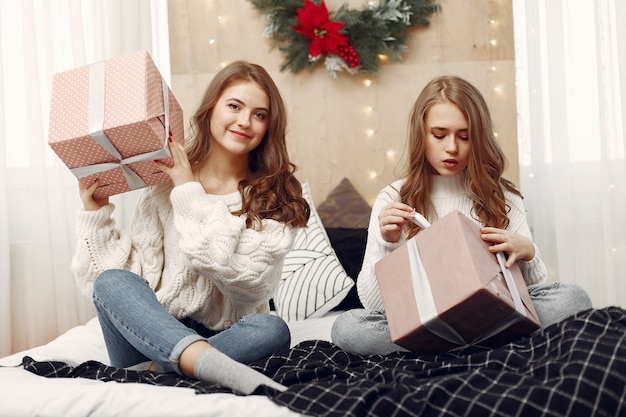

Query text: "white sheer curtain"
[513, 0, 626, 309]
[0, 0, 170, 356]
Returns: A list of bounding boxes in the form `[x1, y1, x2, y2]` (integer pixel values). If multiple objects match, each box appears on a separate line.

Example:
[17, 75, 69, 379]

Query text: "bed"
[1, 179, 625, 417]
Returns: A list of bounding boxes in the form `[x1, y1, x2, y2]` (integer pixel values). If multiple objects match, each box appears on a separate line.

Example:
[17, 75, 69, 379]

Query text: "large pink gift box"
[375, 210, 541, 354]
[48, 50, 184, 199]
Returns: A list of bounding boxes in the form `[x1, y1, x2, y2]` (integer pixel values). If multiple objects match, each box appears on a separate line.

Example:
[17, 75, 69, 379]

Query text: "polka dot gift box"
[48, 50, 184, 199]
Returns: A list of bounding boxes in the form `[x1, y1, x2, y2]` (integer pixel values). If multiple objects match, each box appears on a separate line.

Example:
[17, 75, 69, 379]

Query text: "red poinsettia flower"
[292, 0, 349, 58]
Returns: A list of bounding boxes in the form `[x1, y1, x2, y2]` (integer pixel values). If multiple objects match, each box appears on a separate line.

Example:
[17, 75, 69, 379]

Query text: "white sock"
[193, 347, 286, 395]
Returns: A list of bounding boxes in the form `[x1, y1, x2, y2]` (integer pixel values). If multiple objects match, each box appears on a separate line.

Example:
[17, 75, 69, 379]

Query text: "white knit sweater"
[71, 181, 298, 331]
[357, 174, 548, 312]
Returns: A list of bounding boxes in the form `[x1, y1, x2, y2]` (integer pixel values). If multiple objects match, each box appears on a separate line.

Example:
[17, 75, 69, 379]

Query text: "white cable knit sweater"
[357, 174, 548, 312]
[71, 181, 298, 331]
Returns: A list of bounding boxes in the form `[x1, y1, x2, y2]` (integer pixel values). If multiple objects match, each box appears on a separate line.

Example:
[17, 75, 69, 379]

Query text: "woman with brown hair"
[73, 61, 309, 394]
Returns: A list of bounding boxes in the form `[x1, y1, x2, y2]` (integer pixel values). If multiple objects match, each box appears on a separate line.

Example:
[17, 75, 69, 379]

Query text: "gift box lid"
[48, 50, 179, 167]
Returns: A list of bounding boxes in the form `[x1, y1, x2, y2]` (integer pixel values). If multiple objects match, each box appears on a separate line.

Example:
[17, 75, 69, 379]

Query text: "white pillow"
[274, 182, 354, 322]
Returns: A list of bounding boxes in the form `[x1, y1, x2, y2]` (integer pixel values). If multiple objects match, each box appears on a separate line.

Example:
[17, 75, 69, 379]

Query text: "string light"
[487, 0, 503, 117]
[363, 79, 372, 87]
[487, 0, 495, 84]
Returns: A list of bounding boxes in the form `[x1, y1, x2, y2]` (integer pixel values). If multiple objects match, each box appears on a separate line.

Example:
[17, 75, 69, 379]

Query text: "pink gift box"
[375, 210, 540, 354]
[48, 50, 184, 199]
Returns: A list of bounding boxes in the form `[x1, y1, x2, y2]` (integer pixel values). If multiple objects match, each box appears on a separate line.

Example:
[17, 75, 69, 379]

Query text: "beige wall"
[168, 0, 517, 205]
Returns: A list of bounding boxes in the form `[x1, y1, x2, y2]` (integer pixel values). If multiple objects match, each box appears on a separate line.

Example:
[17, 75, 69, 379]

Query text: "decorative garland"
[248, 0, 439, 78]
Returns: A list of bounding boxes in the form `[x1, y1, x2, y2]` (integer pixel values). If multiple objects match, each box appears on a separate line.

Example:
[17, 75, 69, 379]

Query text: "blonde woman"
[331, 75, 591, 356]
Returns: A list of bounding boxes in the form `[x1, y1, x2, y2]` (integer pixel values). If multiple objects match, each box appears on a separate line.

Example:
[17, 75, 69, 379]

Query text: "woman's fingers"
[78, 179, 109, 210]
[156, 140, 194, 185]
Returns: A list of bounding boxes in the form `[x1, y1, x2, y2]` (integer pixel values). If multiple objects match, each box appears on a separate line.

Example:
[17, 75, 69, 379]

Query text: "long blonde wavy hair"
[399, 75, 521, 239]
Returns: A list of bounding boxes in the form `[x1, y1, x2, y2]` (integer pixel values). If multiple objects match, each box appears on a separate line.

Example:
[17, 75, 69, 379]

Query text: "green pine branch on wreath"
[247, 0, 439, 78]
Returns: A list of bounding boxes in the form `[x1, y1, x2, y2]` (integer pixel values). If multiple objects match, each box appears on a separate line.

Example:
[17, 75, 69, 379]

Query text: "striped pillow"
[274, 182, 355, 322]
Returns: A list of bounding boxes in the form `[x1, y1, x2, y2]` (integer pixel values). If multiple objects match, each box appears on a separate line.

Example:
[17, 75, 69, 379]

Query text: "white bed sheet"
[0, 312, 340, 417]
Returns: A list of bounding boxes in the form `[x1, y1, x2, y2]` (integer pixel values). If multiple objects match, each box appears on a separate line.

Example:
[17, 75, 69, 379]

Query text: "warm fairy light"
[363, 79, 372, 87]
[209, 39, 215, 45]
[386, 149, 396, 159]
[494, 86, 502, 94]
[368, 171, 378, 179]
[490, 66, 497, 71]
[366, 129, 375, 137]
[490, 39, 497, 46]
[366, 106, 374, 113]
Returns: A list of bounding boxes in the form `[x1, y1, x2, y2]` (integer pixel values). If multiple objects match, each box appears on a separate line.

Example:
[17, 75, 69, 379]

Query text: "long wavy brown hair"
[399, 75, 521, 239]
[186, 61, 309, 229]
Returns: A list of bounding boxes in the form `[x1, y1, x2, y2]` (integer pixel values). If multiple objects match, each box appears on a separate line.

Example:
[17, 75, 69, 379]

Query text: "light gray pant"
[331, 282, 593, 356]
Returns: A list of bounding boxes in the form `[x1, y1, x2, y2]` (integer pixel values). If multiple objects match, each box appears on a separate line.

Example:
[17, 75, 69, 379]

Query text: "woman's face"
[209, 80, 270, 158]
[424, 101, 470, 176]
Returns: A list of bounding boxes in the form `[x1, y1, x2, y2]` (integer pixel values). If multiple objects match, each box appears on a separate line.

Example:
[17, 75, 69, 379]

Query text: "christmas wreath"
[248, 0, 439, 78]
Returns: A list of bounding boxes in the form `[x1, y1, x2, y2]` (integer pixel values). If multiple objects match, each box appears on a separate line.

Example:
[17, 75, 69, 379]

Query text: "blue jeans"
[92, 269, 290, 374]
[331, 282, 593, 356]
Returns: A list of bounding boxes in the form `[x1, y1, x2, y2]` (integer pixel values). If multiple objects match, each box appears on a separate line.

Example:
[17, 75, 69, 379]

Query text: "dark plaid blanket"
[22, 307, 626, 417]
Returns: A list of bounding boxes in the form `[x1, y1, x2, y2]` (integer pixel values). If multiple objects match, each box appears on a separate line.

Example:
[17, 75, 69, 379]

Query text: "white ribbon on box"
[70, 60, 172, 190]
[408, 212, 527, 349]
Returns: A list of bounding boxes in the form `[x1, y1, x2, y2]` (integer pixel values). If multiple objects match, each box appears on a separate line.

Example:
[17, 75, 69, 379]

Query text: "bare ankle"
[179, 340, 212, 378]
